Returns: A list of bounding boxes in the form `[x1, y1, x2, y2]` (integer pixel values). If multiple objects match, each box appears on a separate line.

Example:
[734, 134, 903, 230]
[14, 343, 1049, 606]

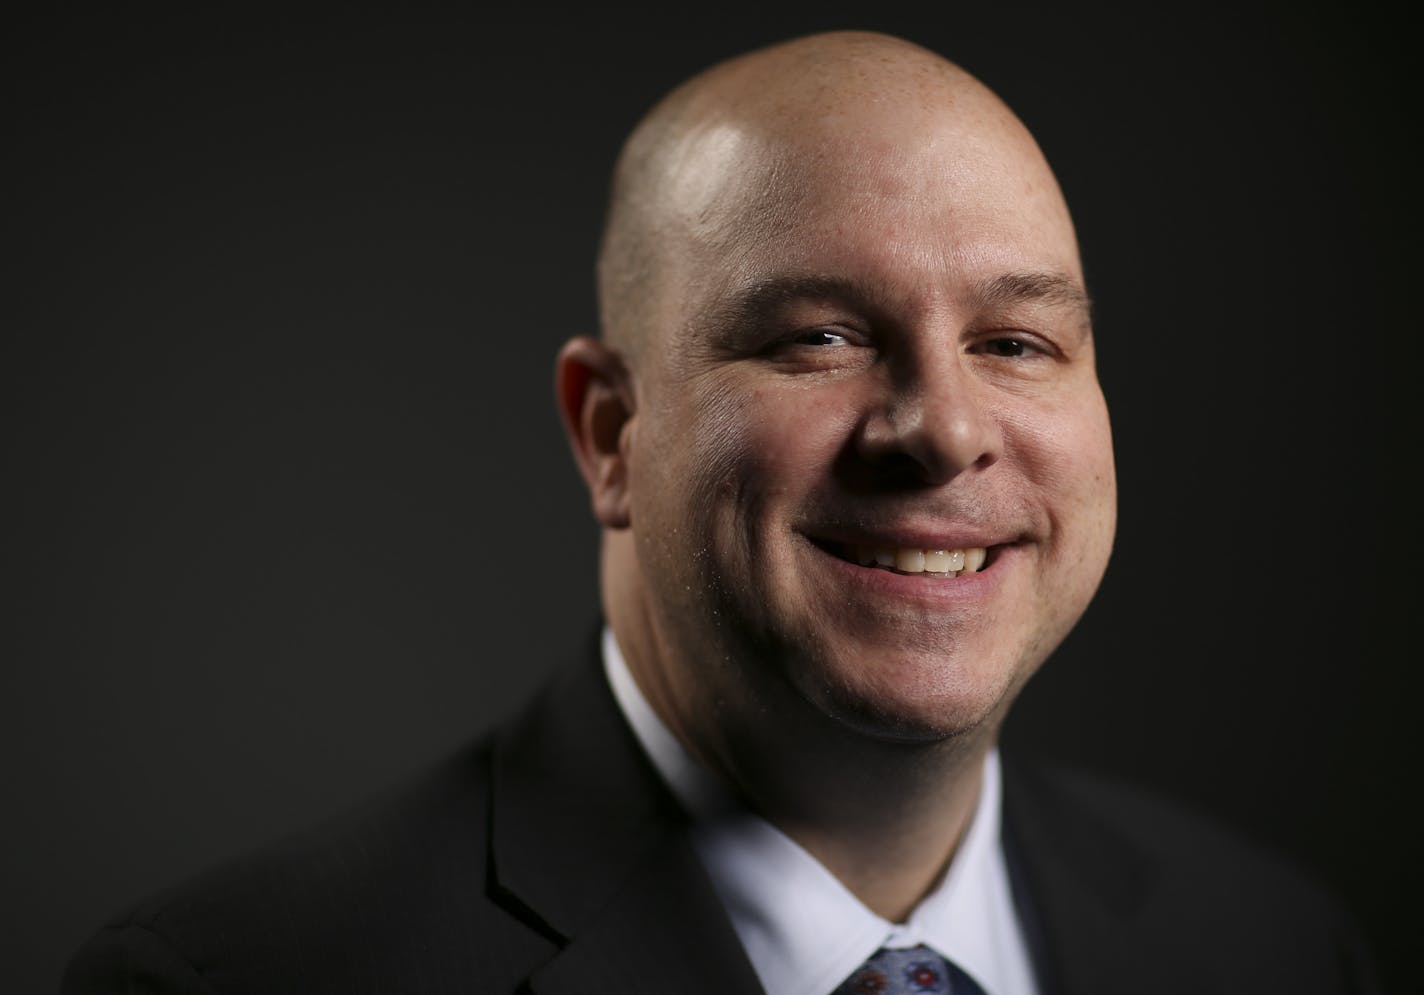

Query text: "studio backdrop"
[4, 5, 1413, 992]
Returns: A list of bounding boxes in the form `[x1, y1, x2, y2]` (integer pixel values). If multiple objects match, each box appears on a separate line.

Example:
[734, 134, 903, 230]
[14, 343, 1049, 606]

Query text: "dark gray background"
[5, 4, 1414, 992]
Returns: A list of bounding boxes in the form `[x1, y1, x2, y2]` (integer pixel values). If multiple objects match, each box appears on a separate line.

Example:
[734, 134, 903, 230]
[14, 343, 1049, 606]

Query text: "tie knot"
[832, 944, 986, 995]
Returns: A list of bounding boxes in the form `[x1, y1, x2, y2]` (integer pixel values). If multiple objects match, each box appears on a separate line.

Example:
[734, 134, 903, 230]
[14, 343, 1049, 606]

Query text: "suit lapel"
[528, 831, 765, 994]
[1001, 758, 1161, 995]
[490, 635, 764, 994]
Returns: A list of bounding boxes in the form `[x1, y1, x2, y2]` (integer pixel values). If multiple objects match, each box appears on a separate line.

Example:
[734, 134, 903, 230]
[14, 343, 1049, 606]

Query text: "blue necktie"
[831, 944, 988, 994]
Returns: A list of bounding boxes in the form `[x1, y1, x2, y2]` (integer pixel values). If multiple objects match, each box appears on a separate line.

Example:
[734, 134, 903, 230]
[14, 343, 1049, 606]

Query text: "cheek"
[1003, 384, 1113, 492]
[681, 378, 855, 507]
[1002, 388, 1117, 580]
[753, 384, 856, 476]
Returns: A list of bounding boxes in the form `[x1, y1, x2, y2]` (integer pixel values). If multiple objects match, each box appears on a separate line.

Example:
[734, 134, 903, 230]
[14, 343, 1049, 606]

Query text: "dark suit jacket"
[63, 640, 1379, 994]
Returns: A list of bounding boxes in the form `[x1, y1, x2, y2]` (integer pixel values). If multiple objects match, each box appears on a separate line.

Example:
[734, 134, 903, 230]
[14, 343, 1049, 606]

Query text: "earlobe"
[555, 336, 635, 529]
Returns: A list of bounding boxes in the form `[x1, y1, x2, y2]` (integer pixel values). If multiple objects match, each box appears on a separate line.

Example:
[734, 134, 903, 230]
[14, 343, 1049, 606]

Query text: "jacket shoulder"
[1003, 759, 1380, 994]
[63, 738, 555, 994]
[1022, 762, 1327, 892]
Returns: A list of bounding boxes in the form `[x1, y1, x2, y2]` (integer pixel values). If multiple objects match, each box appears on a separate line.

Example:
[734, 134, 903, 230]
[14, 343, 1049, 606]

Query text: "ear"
[555, 336, 636, 529]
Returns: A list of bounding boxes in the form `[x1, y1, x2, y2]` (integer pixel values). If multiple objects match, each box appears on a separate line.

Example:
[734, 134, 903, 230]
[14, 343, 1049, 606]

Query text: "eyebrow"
[710, 270, 1093, 331]
[711, 275, 892, 329]
[974, 271, 1094, 320]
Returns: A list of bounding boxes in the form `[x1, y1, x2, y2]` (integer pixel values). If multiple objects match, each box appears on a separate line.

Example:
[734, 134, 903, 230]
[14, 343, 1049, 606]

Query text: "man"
[64, 31, 1376, 995]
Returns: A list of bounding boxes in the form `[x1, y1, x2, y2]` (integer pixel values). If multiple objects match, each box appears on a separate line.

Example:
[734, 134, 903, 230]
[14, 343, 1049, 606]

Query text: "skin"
[557, 31, 1117, 921]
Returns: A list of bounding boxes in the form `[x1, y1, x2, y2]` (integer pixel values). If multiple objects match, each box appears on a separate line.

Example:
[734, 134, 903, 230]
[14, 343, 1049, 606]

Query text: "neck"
[710, 678, 995, 922]
[601, 541, 1001, 922]
[608, 628, 993, 921]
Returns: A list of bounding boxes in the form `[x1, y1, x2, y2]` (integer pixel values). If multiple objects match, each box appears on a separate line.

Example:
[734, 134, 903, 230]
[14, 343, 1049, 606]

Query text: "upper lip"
[800, 521, 1020, 551]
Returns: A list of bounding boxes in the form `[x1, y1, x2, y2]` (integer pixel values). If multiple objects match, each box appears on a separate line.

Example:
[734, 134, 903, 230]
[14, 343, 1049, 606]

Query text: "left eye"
[980, 337, 1031, 357]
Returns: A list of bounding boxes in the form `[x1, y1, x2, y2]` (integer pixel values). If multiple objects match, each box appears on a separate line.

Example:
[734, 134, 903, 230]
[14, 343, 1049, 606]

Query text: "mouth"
[811, 539, 999, 578]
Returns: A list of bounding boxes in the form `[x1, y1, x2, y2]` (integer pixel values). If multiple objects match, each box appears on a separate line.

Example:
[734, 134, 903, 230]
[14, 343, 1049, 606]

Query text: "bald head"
[562, 27, 1113, 772]
[595, 31, 1077, 361]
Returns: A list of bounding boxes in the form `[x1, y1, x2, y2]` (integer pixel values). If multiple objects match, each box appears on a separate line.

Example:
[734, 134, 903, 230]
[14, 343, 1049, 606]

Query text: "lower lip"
[806, 540, 1015, 605]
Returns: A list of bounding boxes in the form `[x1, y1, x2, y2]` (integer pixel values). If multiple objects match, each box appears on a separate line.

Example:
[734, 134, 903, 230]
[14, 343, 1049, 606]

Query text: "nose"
[855, 353, 1003, 485]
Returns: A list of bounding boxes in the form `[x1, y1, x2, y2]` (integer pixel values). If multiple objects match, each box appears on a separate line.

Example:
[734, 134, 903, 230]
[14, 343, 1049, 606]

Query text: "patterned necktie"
[831, 944, 988, 995]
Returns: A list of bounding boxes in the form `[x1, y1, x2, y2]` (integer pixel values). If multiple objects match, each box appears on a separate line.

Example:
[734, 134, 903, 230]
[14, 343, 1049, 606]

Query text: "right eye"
[792, 329, 851, 347]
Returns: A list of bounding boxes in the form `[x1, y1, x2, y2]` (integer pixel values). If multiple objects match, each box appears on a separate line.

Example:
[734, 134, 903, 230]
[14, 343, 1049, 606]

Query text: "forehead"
[660, 103, 1082, 318]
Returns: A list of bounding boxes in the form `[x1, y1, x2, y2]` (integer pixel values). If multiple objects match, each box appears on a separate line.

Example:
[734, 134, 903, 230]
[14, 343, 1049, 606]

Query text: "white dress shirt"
[602, 629, 1040, 995]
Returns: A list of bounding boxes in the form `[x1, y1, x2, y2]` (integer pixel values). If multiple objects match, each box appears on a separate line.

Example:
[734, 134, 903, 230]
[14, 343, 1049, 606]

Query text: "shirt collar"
[602, 627, 1037, 995]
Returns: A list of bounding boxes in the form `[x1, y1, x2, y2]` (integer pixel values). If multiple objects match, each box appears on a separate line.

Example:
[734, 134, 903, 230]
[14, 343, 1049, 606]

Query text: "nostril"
[853, 397, 1002, 487]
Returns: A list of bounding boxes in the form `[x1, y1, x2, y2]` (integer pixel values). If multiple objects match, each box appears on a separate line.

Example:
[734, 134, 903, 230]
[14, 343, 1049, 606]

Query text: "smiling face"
[587, 36, 1116, 752]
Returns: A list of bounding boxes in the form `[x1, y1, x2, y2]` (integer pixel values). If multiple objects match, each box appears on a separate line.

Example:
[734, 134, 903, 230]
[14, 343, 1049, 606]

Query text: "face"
[620, 99, 1116, 747]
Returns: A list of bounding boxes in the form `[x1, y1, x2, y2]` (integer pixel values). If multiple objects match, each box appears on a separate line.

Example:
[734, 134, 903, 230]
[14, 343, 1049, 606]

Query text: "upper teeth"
[855, 546, 987, 576]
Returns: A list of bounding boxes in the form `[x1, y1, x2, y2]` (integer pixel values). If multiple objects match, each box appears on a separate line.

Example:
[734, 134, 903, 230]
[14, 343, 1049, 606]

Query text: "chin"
[790, 648, 1016, 745]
